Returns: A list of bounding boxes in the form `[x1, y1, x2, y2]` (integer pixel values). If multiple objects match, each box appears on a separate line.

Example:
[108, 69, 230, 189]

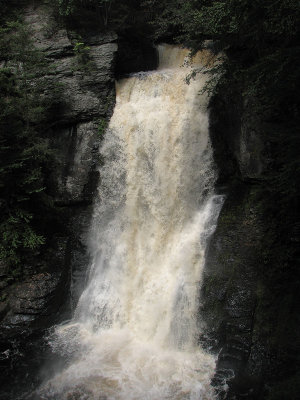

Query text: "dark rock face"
[8, 273, 63, 321]
[116, 38, 158, 77]
[239, 102, 264, 179]
[0, 4, 117, 399]
[202, 86, 268, 398]
[1, 238, 68, 330]
[0, 4, 160, 398]
[24, 6, 117, 205]
[209, 90, 265, 183]
[0, 238, 69, 400]
[201, 185, 264, 399]
[49, 122, 101, 204]
[203, 84, 299, 399]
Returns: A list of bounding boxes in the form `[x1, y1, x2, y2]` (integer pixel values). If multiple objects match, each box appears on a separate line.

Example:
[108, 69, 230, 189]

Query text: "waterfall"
[40, 44, 224, 400]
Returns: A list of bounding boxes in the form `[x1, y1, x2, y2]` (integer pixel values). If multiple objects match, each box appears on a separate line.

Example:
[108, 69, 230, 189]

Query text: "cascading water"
[39, 44, 224, 400]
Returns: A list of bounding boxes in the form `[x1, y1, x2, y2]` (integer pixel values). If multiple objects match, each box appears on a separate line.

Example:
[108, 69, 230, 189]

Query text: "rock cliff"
[0, 4, 298, 400]
[0, 4, 117, 399]
[201, 83, 300, 399]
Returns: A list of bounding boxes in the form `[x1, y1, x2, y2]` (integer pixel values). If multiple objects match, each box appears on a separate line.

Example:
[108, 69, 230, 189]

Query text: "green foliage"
[57, 0, 76, 16]
[73, 41, 90, 54]
[143, 0, 300, 100]
[97, 118, 107, 137]
[73, 40, 93, 71]
[0, 18, 59, 274]
[53, 0, 147, 34]
[55, 0, 116, 27]
[147, 0, 299, 213]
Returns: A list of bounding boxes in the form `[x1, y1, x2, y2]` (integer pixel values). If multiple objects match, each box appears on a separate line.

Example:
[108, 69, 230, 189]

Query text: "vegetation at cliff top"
[145, 0, 300, 269]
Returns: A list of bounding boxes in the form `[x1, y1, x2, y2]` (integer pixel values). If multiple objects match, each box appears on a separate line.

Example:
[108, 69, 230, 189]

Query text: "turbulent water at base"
[38, 44, 224, 400]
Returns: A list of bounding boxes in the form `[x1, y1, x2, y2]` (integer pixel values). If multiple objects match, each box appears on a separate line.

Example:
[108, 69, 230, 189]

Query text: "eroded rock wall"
[201, 84, 299, 399]
[0, 4, 117, 399]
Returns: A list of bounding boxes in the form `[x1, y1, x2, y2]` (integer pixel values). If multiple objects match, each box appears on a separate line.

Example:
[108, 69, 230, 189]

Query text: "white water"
[40, 44, 224, 400]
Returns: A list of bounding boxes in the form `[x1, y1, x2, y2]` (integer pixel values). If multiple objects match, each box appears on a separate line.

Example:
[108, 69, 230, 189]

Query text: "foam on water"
[39, 44, 223, 400]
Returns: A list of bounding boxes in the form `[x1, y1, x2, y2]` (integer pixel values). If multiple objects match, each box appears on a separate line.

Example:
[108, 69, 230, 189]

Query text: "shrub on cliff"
[0, 18, 61, 276]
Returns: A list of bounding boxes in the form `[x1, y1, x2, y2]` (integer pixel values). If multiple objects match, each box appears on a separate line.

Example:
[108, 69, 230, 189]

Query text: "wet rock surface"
[209, 89, 265, 183]
[23, 6, 117, 206]
[0, 4, 117, 399]
[204, 84, 300, 399]
[0, 238, 69, 400]
[201, 185, 264, 399]
[50, 122, 101, 204]
[203, 84, 269, 398]
[116, 38, 158, 77]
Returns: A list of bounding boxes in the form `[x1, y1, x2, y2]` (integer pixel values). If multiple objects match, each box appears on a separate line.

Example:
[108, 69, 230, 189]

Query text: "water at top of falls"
[39, 44, 224, 400]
